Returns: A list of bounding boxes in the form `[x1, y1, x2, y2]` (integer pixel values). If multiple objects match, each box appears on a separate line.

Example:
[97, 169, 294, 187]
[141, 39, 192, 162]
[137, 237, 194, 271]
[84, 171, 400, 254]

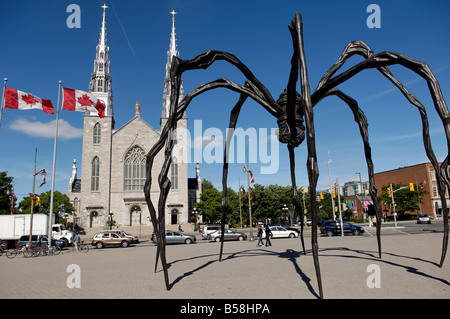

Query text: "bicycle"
[6, 244, 33, 259]
[38, 245, 61, 256]
[71, 241, 89, 253]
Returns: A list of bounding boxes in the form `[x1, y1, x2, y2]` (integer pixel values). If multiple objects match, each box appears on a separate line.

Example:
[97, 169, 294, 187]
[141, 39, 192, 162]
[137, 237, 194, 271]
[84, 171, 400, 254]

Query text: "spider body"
[145, 13, 449, 299]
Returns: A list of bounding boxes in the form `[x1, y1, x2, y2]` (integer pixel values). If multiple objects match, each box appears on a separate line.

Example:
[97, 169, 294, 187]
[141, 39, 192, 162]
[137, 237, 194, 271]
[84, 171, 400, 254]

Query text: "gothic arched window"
[91, 156, 100, 191]
[93, 123, 101, 144]
[124, 146, 146, 191]
[171, 161, 178, 190]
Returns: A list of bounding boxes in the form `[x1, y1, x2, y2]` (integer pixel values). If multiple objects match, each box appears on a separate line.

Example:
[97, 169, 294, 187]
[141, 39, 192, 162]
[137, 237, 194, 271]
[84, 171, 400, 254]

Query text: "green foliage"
[18, 190, 74, 222]
[0, 172, 15, 215]
[195, 179, 309, 225]
[378, 183, 428, 216]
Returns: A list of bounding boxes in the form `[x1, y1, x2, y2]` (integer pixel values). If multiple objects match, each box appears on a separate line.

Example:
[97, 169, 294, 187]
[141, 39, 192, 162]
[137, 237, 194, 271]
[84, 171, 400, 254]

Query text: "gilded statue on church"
[135, 101, 140, 116]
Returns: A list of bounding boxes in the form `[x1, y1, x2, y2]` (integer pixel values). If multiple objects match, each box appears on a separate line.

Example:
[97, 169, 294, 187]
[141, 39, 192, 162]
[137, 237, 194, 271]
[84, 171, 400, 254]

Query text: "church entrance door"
[90, 211, 100, 228]
[171, 209, 178, 225]
[130, 206, 141, 226]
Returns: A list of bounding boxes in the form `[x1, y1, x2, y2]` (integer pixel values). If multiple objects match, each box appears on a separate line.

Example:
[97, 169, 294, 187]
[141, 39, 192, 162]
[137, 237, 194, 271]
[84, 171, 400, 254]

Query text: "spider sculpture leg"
[219, 92, 247, 261]
[287, 144, 306, 254]
[321, 88, 381, 256]
[312, 48, 450, 267]
[145, 74, 279, 290]
[287, 12, 323, 299]
[314, 39, 450, 264]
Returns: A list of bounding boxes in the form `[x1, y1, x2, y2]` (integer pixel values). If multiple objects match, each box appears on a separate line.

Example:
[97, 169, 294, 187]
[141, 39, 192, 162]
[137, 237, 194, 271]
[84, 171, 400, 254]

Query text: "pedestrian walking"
[256, 225, 264, 247]
[264, 224, 272, 247]
[74, 232, 81, 252]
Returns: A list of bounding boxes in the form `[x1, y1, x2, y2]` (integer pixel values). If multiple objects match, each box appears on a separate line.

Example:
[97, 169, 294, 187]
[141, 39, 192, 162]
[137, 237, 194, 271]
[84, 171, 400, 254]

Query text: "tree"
[317, 191, 346, 220]
[0, 172, 15, 215]
[195, 180, 223, 224]
[378, 183, 428, 218]
[18, 190, 74, 222]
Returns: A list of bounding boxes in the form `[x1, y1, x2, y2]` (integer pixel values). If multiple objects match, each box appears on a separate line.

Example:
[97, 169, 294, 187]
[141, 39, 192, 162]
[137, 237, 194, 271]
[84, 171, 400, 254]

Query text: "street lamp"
[282, 204, 289, 224]
[6, 189, 15, 215]
[193, 207, 198, 231]
[109, 212, 114, 230]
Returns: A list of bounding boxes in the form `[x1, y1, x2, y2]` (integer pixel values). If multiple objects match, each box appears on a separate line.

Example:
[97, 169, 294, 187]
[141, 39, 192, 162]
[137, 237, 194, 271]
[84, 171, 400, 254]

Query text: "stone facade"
[67, 6, 200, 229]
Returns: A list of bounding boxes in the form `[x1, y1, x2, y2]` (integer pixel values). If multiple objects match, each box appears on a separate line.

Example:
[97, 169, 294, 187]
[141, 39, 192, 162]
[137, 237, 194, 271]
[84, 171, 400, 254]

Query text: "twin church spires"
[88, 5, 184, 121]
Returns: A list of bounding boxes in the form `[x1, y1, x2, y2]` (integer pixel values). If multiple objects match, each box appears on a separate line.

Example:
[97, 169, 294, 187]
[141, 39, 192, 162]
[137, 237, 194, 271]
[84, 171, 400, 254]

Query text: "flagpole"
[238, 177, 242, 229]
[48, 81, 62, 248]
[0, 78, 7, 128]
[29, 148, 37, 245]
[245, 145, 253, 241]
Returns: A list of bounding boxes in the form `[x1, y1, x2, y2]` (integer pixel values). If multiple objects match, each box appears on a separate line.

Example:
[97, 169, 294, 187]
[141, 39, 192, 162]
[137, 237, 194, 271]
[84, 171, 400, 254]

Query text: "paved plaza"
[1, 229, 449, 300]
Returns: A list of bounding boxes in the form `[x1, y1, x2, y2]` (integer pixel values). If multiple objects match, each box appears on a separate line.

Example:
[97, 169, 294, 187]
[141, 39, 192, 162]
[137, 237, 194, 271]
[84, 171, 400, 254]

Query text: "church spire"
[162, 10, 184, 119]
[89, 3, 113, 117]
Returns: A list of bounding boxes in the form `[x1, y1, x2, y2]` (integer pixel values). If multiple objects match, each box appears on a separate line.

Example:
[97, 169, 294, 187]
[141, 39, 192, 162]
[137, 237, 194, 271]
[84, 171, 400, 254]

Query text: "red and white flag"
[39, 169, 46, 188]
[4, 87, 54, 114]
[62, 88, 105, 118]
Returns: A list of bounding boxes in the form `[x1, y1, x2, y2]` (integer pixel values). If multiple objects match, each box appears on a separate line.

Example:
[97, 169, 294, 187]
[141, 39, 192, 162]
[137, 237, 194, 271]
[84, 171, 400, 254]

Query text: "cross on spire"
[170, 10, 177, 23]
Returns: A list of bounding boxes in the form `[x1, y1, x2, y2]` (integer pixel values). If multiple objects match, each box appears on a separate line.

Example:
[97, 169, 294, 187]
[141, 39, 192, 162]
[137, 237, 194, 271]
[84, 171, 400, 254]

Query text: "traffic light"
[409, 183, 414, 191]
[387, 187, 392, 197]
[333, 185, 336, 198]
[320, 193, 324, 200]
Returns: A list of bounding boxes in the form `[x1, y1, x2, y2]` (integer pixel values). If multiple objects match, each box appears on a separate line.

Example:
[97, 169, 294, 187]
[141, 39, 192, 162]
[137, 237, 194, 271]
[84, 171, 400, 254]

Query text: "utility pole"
[328, 151, 336, 220]
[29, 149, 37, 245]
[336, 178, 344, 236]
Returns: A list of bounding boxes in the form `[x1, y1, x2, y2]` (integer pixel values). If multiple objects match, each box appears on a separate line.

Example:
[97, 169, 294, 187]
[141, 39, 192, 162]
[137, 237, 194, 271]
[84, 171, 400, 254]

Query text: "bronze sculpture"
[144, 12, 449, 299]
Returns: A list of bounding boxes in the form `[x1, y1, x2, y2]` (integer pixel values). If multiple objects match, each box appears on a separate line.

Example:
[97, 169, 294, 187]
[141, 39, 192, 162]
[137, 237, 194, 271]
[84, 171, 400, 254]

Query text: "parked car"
[151, 231, 196, 245]
[207, 229, 247, 242]
[96, 229, 139, 243]
[264, 226, 298, 238]
[306, 219, 326, 227]
[417, 214, 431, 224]
[200, 225, 221, 239]
[320, 220, 364, 236]
[17, 235, 65, 248]
[91, 231, 133, 248]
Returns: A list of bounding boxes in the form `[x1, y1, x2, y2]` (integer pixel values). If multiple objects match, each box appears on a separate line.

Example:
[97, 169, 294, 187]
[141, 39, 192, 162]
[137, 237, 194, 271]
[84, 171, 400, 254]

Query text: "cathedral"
[68, 6, 201, 228]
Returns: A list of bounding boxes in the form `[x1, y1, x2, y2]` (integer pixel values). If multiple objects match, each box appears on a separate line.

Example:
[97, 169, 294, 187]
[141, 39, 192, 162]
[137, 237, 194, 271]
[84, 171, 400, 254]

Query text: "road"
[361, 219, 446, 237]
[1, 224, 449, 303]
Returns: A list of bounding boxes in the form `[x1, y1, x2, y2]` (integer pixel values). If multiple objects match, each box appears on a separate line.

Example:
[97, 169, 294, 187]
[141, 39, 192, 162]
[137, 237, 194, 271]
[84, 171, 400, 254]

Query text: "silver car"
[417, 214, 431, 224]
[207, 229, 247, 242]
[152, 230, 196, 244]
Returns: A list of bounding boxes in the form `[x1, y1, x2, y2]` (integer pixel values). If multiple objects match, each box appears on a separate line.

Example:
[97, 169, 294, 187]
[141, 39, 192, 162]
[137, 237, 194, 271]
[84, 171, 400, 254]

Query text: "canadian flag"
[62, 88, 106, 118]
[4, 87, 54, 114]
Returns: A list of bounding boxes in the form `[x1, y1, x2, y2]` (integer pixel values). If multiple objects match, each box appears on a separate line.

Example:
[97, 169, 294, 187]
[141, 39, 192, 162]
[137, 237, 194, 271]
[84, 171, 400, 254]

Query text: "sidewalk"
[1, 231, 449, 299]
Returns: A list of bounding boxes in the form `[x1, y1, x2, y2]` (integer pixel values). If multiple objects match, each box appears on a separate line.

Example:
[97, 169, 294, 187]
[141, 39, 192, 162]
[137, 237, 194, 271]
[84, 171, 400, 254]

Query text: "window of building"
[91, 156, 100, 191]
[430, 169, 436, 181]
[171, 162, 178, 190]
[93, 123, 101, 144]
[124, 146, 146, 191]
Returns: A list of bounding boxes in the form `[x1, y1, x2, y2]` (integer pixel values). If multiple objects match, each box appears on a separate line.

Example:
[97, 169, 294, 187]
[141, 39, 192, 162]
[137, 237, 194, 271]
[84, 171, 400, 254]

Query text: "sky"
[0, 0, 449, 203]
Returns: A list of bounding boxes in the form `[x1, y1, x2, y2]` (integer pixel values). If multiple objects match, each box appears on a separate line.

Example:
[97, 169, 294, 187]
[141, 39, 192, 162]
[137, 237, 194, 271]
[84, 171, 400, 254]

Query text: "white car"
[264, 226, 298, 238]
[200, 225, 221, 239]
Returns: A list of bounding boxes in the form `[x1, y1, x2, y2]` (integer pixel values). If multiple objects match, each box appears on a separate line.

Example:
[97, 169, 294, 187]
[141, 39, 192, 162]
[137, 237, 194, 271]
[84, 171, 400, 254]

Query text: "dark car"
[17, 235, 65, 248]
[320, 220, 365, 236]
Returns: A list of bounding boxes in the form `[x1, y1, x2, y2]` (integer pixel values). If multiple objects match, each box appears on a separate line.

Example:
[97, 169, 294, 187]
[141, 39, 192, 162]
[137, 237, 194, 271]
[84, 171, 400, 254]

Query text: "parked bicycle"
[6, 244, 32, 259]
[6, 243, 61, 258]
[39, 245, 62, 256]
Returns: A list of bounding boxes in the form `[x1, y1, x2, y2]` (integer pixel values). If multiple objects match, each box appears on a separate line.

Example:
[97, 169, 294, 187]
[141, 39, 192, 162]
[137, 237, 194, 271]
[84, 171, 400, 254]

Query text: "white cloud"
[9, 118, 82, 140]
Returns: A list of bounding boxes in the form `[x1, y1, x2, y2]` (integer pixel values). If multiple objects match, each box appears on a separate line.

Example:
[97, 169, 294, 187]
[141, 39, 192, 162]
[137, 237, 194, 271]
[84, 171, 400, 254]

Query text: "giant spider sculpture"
[144, 12, 450, 299]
